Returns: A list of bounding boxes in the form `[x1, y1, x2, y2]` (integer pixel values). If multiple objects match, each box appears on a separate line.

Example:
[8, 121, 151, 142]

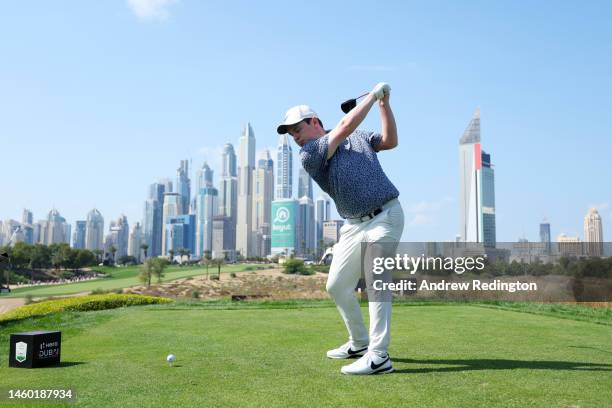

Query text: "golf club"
[340, 92, 369, 113]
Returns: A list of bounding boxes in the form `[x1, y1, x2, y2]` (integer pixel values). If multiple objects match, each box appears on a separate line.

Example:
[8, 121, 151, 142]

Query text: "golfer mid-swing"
[277, 83, 404, 375]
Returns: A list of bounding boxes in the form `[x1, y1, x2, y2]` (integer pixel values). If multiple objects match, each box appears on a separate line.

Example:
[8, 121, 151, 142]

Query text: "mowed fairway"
[4, 264, 259, 298]
[1, 303, 611, 407]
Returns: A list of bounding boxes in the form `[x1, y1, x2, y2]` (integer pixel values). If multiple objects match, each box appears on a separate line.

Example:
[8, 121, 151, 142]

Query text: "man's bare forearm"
[327, 93, 377, 159]
[378, 98, 397, 151]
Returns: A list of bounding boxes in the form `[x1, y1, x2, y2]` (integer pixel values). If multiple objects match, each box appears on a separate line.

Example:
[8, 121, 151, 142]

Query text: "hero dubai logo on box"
[15, 342, 27, 363]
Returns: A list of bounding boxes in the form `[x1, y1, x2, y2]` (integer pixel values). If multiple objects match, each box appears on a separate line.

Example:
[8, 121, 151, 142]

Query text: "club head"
[341, 99, 357, 114]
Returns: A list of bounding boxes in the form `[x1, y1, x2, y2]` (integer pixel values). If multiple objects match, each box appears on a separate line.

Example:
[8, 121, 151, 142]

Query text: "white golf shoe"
[326, 341, 369, 359]
[340, 352, 394, 375]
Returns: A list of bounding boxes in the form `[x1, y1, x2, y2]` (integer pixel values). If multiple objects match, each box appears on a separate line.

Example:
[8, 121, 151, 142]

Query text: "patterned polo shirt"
[300, 129, 399, 219]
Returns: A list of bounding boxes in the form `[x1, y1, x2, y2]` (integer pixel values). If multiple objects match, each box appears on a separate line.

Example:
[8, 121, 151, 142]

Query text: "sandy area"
[0, 298, 26, 315]
[125, 268, 330, 300]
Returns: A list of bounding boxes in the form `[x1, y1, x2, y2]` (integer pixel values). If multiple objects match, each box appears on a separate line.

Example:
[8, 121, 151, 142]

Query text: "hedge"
[0, 294, 173, 323]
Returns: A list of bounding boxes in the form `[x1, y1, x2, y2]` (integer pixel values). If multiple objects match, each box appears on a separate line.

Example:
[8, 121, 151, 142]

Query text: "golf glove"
[372, 82, 391, 100]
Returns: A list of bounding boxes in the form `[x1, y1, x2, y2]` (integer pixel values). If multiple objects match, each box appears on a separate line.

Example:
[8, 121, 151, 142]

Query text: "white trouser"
[326, 198, 404, 356]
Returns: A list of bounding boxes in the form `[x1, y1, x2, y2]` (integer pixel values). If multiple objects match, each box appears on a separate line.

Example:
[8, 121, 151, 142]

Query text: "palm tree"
[109, 246, 117, 264]
[212, 258, 225, 278]
[178, 248, 187, 264]
[93, 249, 104, 264]
[140, 243, 149, 262]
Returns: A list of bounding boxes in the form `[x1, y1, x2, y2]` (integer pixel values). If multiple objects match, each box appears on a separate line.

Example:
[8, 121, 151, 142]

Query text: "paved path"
[0, 298, 25, 315]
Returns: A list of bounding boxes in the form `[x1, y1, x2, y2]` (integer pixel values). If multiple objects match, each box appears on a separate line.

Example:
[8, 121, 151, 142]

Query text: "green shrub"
[283, 259, 313, 275]
[60, 270, 75, 279]
[230, 272, 237, 278]
[309, 264, 330, 273]
[0, 294, 173, 323]
[191, 290, 201, 299]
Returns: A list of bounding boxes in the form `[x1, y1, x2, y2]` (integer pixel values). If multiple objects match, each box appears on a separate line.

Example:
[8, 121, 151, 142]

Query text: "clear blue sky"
[1, 0, 611, 242]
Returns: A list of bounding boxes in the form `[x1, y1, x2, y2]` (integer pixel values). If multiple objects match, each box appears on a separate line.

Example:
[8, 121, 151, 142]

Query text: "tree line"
[0, 242, 99, 273]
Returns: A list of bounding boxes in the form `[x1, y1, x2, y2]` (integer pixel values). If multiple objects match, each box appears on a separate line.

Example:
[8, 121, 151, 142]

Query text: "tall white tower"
[276, 134, 293, 199]
[236, 123, 256, 258]
[584, 208, 604, 257]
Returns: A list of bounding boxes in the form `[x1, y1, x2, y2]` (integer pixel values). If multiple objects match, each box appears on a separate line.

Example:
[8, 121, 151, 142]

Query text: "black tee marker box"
[9, 331, 61, 368]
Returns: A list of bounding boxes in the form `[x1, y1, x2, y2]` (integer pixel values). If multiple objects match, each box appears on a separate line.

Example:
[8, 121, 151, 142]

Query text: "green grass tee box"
[0, 303, 611, 407]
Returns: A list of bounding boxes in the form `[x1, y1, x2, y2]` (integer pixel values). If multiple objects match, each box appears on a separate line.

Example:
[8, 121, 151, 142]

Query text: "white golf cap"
[277, 105, 317, 134]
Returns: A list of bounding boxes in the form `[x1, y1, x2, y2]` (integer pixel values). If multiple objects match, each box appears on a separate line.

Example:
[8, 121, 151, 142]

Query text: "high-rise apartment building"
[236, 123, 256, 258]
[276, 134, 293, 199]
[459, 108, 496, 247]
[584, 208, 604, 257]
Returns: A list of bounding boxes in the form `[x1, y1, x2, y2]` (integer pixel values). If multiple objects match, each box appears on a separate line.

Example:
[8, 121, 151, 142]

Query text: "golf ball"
[167, 354, 176, 363]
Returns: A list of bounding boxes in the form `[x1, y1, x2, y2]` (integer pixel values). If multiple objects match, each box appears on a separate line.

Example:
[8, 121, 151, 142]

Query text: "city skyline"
[2, 111, 609, 247]
[1, 1, 611, 242]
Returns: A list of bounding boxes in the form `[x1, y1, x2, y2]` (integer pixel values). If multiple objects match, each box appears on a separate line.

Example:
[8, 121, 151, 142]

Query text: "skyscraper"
[298, 167, 313, 200]
[2, 220, 25, 246]
[73, 221, 87, 249]
[315, 195, 331, 256]
[298, 196, 315, 257]
[22, 209, 33, 226]
[166, 214, 196, 259]
[32, 222, 42, 245]
[222, 142, 237, 180]
[236, 122, 256, 258]
[109, 215, 129, 259]
[458, 108, 496, 247]
[252, 150, 274, 257]
[128, 222, 142, 262]
[42, 209, 69, 245]
[161, 192, 182, 256]
[276, 134, 293, 199]
[212, 215, 235, 261]
[540, 220, 551, 254]
[558, 234, 583, 257]
[196, 162, 214, 190]
[271, 199, 300, 257]
[159, 178, 173, 194]
[21, 209, 34, 245]
[176, 160, 191, 215]
[480, 150, 496, 247]
[193, 162, 214, 214]
[196, 187, 218, 257]
[584, 208, 604, 257]
[323, 220, 344, 245]
[63, 224, 72, 246]
[143, 181, 167, 257]
[219, 143, 238, 253]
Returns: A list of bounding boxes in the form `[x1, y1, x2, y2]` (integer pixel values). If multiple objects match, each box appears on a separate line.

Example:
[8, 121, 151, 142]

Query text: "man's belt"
[354, 207, 383, 223]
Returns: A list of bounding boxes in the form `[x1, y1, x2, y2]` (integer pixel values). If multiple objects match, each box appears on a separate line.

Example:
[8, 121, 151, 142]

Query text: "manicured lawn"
[2, 264, 264, 298]
[0, 302, 611, 407]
